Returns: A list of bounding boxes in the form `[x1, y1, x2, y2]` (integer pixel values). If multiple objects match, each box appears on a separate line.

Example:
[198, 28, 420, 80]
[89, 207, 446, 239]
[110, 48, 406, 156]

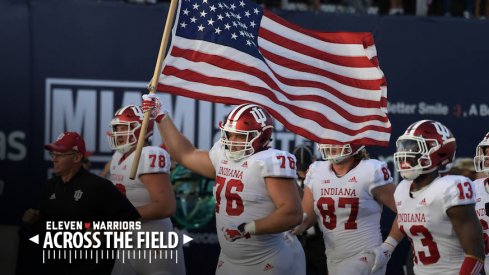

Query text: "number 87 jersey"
[209, 141, 297, 265]
[395, 175, 476, 275]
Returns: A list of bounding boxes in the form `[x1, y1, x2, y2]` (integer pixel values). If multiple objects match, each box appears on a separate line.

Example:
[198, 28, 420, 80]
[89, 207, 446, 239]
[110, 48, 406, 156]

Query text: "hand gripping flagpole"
[130, 0, 179, 180]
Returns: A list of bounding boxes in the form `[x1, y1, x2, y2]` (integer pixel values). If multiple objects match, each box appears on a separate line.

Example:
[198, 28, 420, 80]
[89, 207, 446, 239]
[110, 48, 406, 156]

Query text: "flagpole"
[130, 0, 179, 180]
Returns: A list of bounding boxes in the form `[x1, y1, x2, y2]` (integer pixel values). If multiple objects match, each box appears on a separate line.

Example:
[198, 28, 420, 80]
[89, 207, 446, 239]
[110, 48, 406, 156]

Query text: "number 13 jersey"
[209, 142, 297, 265]
[395, 175, 476, 275]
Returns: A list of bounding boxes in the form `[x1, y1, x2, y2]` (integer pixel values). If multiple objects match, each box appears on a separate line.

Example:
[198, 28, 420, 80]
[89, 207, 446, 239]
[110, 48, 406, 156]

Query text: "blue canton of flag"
[176, 0, 263, 59]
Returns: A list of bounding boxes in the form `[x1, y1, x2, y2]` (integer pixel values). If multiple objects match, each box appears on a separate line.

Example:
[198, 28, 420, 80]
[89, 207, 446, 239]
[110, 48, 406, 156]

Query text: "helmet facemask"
[318, 144, 364, 164]
[108, 121, 141, 154]
[394, 137, 439, 180]
[220, 125, 259, 161]
[474, 145, 489, 175]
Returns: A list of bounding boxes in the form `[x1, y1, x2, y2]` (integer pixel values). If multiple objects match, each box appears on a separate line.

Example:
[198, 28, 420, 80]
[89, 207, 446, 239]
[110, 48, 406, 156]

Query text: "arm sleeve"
[138, 147, 171, 175]
[442, 177, 476, 213]
[303, 162, 318, 190]
[368, 160, 394, 195]
[261, 150, 297, 179]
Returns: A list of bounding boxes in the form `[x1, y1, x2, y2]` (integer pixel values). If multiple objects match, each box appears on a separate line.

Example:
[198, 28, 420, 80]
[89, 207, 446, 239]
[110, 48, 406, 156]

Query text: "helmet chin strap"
[400, 166, 438, 181]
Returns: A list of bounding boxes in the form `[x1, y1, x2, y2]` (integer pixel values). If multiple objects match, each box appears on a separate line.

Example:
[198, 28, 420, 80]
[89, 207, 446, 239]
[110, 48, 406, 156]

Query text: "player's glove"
[364, 236, 398, 273]
[222, 223, 253, 242]
[141, 94, 167, 123]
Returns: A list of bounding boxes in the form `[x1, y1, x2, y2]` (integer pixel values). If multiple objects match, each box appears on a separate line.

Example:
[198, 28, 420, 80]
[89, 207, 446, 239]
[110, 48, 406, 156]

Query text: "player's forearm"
[136, 202, 175, 220]
[253, 206, 303, 235]
[387, 216, 404, 243]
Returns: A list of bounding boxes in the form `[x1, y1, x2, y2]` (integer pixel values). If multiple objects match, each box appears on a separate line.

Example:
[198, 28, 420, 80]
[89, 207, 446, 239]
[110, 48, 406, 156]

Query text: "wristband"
[460, 255, 484, 275]
[155, 110, 169, 123]
[383, 236, 399, 251]
[244, 221, 256, 235]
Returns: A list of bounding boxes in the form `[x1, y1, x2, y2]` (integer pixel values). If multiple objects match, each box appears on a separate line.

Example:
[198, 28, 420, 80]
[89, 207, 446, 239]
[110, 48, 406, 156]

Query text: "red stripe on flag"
[259, 46, 384, 90]
[157, 82, 391, 146]
[163, 65, 390, 128]
[259, 28, 376, 68]
[170, 47, 382, 108]
[263, 11, 375, 47]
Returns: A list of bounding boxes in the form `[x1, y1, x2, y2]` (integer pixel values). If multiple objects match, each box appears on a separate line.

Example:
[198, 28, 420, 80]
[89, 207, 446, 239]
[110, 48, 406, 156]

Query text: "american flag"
[157, 0, 390, 146]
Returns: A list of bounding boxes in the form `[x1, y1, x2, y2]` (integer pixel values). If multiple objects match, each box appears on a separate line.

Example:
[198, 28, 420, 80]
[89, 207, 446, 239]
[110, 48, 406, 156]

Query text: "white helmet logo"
[250, 107, 267, 127]
[432, 121, 450, 141]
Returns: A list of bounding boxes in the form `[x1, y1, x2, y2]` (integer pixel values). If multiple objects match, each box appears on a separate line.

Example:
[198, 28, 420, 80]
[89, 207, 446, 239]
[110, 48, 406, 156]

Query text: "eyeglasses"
[49, 152, 77, 159]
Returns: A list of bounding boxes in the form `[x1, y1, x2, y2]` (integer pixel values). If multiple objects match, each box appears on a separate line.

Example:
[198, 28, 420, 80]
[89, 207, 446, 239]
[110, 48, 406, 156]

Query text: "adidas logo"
[263, 263, 274, 271]
[323, 179, 330, 184]
[359, 256, 368, 263]
[348, 176, 358, 183]
[477, 198, 482, 202]
[122, 165, 127, 170]
[419, 198, 427, 206]
[241, 161, 248, 168]
[396, 201, 402, 206]
[221, 160, 228, 165]
[49, 193, 56, 200]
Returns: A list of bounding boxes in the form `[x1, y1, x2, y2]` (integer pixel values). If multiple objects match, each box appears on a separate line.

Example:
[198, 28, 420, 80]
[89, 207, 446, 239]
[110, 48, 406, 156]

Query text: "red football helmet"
[474, 132, 489, 174]
[220, 104, 274, 160]
[318, 144, 365, 164]
[107, 105, 154, 154]
[394, 120, 456, 180]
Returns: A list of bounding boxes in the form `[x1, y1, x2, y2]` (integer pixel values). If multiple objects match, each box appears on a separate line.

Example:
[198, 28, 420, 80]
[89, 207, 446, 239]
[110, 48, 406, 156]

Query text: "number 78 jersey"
[209, 142, 297, 265]
[395, 175, 476, 275]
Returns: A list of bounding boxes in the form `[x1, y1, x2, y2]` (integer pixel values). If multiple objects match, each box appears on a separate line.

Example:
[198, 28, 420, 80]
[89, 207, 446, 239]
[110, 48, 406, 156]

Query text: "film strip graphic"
[42, 249, 179, 264]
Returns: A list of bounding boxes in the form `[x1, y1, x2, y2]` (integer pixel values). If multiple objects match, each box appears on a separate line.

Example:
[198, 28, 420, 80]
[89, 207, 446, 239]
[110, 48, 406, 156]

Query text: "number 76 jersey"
[395, 175, 476, 275]
[209, 142, 297, 265]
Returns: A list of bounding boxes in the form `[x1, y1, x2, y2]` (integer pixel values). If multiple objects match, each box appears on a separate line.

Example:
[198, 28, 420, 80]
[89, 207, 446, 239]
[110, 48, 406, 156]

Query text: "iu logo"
[74, 190, 83, 201]
[432, 121, 451, 141]
[250, 107, 267, 127]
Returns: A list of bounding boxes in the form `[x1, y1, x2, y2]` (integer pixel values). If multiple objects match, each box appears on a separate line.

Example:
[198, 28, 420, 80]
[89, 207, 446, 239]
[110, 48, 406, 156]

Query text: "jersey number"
[316, 197, 359, 230]
[276, 155, 296, 169]
[456, 182, 473, 200]
[214, 176, 244, 216]
[149, 154, 166, 168]
[400, 225, 440, 265]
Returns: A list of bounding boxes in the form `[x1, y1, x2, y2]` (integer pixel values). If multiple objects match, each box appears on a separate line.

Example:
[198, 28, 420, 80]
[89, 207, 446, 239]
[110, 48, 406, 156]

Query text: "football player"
[371, 120, 484, 275]
[473, 132, 489, 274]
[107, 105, 186, 275]
[142, 94, 305, 275]
[292, 142, 397, 275]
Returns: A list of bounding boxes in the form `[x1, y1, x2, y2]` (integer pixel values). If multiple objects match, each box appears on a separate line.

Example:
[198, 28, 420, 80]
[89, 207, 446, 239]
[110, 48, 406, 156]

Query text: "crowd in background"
[124, 0, 489, 19]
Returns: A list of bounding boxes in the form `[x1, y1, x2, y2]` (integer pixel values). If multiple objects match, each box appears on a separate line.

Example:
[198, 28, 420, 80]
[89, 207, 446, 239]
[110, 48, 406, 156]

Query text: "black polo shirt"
[41, 168, 139, 222]
[39, 168, 140, 275]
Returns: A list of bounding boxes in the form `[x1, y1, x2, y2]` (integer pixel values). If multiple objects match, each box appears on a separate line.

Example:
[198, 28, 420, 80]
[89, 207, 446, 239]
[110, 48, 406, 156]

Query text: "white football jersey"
[304, 159, 393, 260]
[474, 177, 489, 274]
[209, 142, 297, 265]
[395, 175, 476, 275]
[110, 146, 173, 231]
